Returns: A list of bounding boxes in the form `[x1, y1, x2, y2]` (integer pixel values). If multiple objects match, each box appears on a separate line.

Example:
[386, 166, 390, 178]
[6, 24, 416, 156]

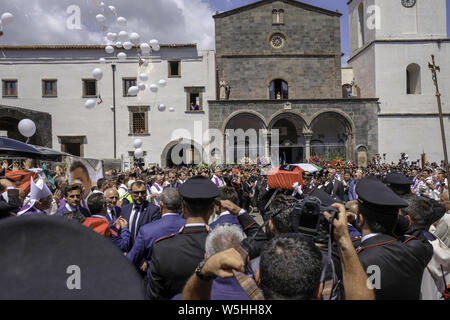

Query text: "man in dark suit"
[121, 181, 161, 252]
[210, 187, 241, 230]
[127, 188, 185, 284]
[163, 171, 180, 190]
[324, 168, 345, 201]
[56, 183, 91, 218]
[354, 177, 433, 300]
[104, 187, 121, 223]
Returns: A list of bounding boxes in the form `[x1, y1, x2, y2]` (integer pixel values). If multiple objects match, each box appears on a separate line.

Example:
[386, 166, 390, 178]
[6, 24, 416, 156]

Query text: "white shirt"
[361, 233, 380, 244]
[211, 175, 226, 188]
[129, 204, 143, 239]
[107, 207, 116, 221]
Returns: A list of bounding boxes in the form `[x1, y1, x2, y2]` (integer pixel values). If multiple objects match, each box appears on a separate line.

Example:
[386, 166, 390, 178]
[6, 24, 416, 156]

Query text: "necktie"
[130, 205, 142, 241]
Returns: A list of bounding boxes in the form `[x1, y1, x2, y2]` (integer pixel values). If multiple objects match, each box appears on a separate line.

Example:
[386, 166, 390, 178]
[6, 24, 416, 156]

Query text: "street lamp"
[111, 64, 117, 159]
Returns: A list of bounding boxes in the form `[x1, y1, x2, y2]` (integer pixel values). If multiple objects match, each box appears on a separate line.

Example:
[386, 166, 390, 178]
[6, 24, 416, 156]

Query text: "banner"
[66, 157, 103, 186]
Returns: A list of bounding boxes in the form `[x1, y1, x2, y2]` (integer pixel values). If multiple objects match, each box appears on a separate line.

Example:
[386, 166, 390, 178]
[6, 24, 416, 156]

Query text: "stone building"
[210, 0, 379, 165]
[348, 0, 450, 163]
[0, 45, 215, 168]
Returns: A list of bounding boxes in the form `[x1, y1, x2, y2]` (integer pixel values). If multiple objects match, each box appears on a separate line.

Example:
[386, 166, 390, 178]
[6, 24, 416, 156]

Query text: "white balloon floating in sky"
[99, 58, 106, 64]
[169, 107, 175, 112]
[139, 73, 149, 82]
[1, 13, 14, 26]
[92, 68, 103, 81]
[134, 139, 143, 149]
[118, 31, 128, 42]
[117, 52, 127, 61]
[85, 99, 97, 109]
[117, 17, 127, 27]
[134, 148, 144, 159]
[107, 32, 117, 42]
[158, 79, 167, 87]
[96, 14, 106, 23]
[129, 33, 140, 45]
[123, 41, 133, 50]
[140, 43, 150, 54]
[18, 119, 36, 138]
[128, 86, 139, 96]
[158, 104, 166, 112]
[138, 83, 146, 91]
[108, 6, 117, 14]
[149, 84, 158, 92]
[105, 45, 114, 54]
[149, 39, 159, 48]
[115, 41, 123, 48]
[152, 44, 160, 52]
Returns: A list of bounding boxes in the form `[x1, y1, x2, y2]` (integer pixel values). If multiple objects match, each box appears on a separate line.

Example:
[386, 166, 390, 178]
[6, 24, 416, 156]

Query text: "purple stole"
[153, 183, 161, 192]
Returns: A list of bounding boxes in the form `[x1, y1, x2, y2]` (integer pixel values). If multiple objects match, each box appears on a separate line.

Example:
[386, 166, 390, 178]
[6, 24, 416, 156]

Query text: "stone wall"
[215, 0, 342, 99]
[208, 99, 379, 161]
[0, 104, 52, 148]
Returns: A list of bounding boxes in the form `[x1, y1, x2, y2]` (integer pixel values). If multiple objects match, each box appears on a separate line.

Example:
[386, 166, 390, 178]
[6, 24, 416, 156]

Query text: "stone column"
[265, 131, 271, 159]
[303, 130, 313, 162]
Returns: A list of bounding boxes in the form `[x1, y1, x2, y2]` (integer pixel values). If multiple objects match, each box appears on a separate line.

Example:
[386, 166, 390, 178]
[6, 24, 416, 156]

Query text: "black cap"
[178, 175, 220, 199]
[0, 216, 145, 300]
[356, 176, 408, 214]
[384, 173, 413, 186]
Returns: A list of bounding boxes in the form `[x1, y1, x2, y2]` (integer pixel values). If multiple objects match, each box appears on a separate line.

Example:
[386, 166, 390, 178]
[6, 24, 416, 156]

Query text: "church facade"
[210, 0, 379, 165]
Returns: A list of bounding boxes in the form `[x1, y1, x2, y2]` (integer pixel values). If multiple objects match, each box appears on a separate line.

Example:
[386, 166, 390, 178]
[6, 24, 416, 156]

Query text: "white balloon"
[169, 107, 175, 112]
[158, 104, 166, 112]
[149, 39, 159, 47]
[92, 68, 103, 81]
[140, 43, 150, 54]
[152, 44, 160, 52]
[108, 6, 116, 14]
[133, 139, 143, 149]
[158, 79, 167, 87]
[138, 83, 146, 91]
[118, 31, 128, 42]
[149, 84, 158, 92]
[106, 32, 117, 41]
[99, 58, 106, 64]
[117, 17, 127, 27]
[129, 33, 140, 45]
[139, 73, 149, 82]
[1, 13, 14, 26]
[18, 119, 36, 138]
[117, 52, 127, 61]
[123, 41, 133, 50]
[134, 148, 144, 159]
[115, 41, 123, 48]
[105, 45, 114, 54]
[96, 14, 106, 23]
[84, 99, 96, 109]
[128, 86, 139, 96]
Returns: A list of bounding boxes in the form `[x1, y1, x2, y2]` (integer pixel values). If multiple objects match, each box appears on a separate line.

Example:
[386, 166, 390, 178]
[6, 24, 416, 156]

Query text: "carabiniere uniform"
[354, 177, 433, 300]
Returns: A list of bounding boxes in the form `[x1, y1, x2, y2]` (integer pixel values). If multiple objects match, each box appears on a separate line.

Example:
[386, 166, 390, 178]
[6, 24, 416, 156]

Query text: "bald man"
[104, 188, 122, 223]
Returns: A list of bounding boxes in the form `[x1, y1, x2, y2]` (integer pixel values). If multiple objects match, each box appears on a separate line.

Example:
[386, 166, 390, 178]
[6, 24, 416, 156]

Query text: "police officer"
[354, 176, 433, 300]
[384, 172, 414, 197]
[147, 176, 267, 300]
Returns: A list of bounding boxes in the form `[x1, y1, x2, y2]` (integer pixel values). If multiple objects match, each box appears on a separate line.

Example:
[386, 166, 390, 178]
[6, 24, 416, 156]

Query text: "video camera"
[291, 191, 339, 244]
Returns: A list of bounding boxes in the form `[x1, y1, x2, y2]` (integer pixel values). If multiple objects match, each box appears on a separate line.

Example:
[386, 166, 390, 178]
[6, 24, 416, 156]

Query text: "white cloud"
[0, 0, 216, 49]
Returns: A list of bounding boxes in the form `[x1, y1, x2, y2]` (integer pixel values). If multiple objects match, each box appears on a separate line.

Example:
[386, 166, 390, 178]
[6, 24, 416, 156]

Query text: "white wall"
[0, 47, 216, 166]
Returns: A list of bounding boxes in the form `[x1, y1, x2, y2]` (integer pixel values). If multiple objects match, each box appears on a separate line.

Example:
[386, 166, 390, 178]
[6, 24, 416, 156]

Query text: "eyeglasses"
[132, 191, 146, 195]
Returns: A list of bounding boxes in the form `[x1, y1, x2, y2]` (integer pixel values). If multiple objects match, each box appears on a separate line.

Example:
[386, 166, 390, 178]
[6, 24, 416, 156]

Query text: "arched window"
[269, 79, 288, 99]
[272, 9, 284, 25]
[406, 63, 421, 94]
[358, 3, 365, 48]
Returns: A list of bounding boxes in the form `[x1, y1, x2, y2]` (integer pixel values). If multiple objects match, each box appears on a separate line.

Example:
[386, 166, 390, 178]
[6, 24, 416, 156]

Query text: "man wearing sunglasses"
[121, 181, 161, 253]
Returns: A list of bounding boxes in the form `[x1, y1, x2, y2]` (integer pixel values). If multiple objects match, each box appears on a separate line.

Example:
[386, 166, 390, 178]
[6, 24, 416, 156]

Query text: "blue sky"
[208, 0, 450, 64]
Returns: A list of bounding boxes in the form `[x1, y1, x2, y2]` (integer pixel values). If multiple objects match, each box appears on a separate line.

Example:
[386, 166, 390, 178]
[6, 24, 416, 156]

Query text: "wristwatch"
[195, 260, 216, 282]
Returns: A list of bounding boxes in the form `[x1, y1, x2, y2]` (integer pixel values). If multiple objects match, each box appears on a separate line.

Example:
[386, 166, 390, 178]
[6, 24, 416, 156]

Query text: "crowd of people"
[0, 156, 449, 300]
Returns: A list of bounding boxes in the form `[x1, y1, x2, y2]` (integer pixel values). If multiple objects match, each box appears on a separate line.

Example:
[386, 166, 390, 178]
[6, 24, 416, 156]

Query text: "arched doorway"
[161, 139, 203, 168]
[310, 111, 354, 161]
[224, 113, 266, 164]
[269, 113, 306, 164]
